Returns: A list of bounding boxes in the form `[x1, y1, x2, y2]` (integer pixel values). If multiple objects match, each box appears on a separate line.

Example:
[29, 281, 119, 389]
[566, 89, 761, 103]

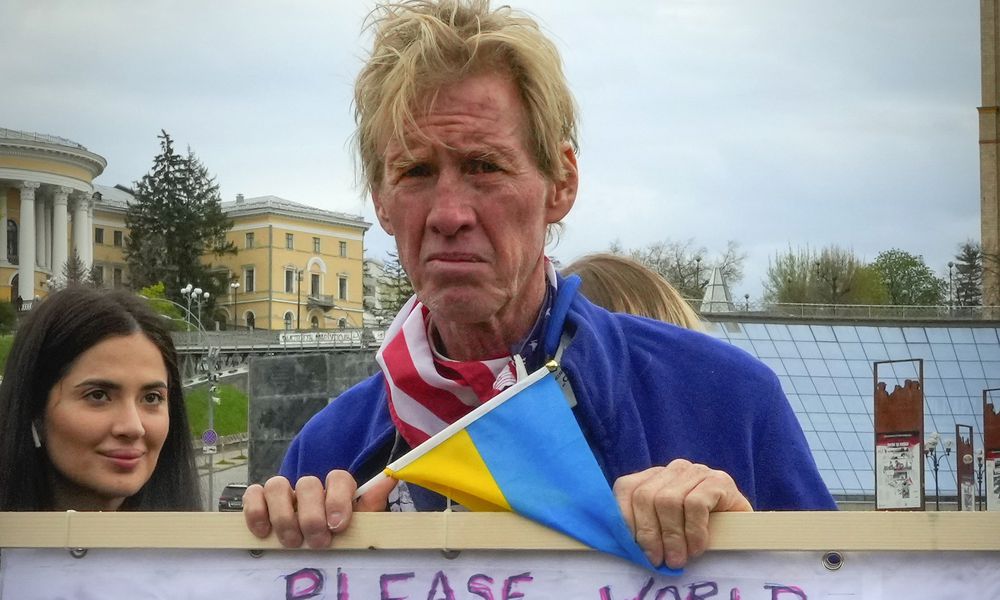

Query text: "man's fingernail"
[328, 513, 344, 530]
[665, 551, 685, 568]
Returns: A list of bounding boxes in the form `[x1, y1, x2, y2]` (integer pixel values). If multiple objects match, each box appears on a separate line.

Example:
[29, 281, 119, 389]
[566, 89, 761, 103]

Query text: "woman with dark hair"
[0, 286, 201, 511]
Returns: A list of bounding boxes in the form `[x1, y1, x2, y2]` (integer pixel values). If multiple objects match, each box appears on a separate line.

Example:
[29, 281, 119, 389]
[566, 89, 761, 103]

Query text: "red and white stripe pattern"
[376, 295, 515, 446]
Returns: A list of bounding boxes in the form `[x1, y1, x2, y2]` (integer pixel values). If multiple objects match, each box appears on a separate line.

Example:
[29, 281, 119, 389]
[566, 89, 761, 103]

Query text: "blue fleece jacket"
[280, 290, 836, 511]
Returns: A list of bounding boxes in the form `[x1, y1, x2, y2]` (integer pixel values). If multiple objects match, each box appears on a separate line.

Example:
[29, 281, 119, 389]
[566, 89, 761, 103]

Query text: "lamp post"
[948, 261, 954, 310]
[977, 448, 985, 511]
[229, 281, 240, 329]
[924, 432, 953, 510]
[744, 293, 750, 312]
[694, 256, 702, 295]
[296, 268, 304, 330]
[142, 291, 218, 512]
[180, 284, 194, 330]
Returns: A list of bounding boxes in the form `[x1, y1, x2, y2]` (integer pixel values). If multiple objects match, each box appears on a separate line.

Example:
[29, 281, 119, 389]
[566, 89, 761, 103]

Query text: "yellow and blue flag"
[375, 362, 682, 575]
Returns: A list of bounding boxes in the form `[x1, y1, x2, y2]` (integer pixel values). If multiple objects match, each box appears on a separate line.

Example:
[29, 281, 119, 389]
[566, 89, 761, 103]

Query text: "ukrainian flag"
[372, 362, 682, 575]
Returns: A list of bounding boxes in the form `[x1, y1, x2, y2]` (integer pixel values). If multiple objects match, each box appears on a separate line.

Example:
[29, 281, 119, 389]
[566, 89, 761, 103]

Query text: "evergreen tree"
[125, 131, 236, 305]
[870, 249, 945, 306]
[61, 248, 94, 288]
[952, 241, 982, 307]
[376, 250, 415, 320]
[46, 249, 94, 291]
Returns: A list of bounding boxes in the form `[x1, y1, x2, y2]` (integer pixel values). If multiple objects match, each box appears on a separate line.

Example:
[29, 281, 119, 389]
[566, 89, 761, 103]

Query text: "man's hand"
[243, 470, 395, 548]
[613, 459, 753, 569]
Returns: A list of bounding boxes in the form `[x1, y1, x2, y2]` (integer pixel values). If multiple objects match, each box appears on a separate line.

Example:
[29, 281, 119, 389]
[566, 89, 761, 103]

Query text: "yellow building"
[1, 128, 372, 329]
[0, 128, 105, 306]
[218, 194, 371, 331]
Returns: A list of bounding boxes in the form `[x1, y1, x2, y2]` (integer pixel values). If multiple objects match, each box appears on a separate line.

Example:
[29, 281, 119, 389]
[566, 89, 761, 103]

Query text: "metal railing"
[688, 300, 1000, 321]
[172, 327, 385, 352]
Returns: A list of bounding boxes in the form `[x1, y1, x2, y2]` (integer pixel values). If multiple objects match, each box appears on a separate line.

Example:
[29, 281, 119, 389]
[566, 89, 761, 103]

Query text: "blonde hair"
[562, 253, 705, 331]
[354, 0, 579, 193]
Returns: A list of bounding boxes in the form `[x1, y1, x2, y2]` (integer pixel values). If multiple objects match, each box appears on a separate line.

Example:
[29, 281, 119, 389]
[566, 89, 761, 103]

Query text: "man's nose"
[426, 170, 476, 236]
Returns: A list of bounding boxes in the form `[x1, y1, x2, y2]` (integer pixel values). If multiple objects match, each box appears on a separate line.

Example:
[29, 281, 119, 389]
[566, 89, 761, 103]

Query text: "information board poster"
[875, 432, 921, 510]
[988, 450, 1000, 512]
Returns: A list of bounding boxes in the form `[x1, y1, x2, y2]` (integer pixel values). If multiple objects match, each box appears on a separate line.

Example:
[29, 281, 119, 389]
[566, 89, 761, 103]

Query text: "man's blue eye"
[404, 164, 431, 177]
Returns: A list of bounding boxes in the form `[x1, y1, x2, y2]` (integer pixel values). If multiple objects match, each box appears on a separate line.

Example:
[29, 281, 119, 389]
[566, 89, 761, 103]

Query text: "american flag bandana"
[376, 260, 558, 447]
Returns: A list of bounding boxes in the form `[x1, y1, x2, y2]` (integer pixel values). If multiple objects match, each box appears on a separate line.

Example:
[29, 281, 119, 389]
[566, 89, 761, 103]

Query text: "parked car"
[218, 484, 248, 512]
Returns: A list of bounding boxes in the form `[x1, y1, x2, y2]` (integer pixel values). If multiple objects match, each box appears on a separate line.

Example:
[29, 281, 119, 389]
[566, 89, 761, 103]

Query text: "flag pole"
[353, 360, 558, 500]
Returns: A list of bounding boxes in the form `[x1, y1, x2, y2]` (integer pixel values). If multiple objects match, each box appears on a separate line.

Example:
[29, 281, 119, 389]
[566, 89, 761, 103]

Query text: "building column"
[85, 195, 95, 268]
[18, 182, 39, 302]
[43, 197, 52, 270]
[52, 187, 70, 276]
[34, 193, 44, 268]
[71, 193, 89, 266]
[0, 186, 7, 264]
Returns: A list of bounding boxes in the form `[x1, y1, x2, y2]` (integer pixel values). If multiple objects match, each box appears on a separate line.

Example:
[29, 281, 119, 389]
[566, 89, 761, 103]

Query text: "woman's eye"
[85, 389, 109, 403]
[142, 392, 166, 405]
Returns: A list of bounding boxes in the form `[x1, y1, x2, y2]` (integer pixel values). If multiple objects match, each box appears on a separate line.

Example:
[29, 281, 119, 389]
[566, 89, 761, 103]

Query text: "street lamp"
[182, 284, 210, 340]
[947, 261, 955, 309]
[296, 268, 304, 330]
[744, 293, 750, 312]
[141, 291, 218, 512]
[180, 284, 194, 330]
[976, 448, 985, 511]
[694, 256, 702, 295]
[229, 280, 240, 329]
[924, 432, 953, 510]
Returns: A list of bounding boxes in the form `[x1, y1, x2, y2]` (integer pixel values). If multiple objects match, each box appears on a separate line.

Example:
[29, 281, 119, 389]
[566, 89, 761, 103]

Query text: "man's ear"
[546, 143, 578, 224]
[371, 188, 395, 236]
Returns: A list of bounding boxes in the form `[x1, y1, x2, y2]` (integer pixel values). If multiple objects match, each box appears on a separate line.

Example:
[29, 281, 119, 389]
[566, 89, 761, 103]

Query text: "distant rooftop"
[0, 127, 88, 150]
[222, 194, 370, 229]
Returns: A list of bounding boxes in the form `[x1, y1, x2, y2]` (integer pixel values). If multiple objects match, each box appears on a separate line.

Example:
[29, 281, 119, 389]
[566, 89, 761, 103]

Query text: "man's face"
[372, 73, 577, 330]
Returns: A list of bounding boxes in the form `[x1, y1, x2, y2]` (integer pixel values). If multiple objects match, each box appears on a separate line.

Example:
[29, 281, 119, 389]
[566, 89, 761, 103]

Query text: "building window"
[286, 233, 294, 249]
[285, 269, 296, 293]
[7, 220, 17, 264]
[94, 228, 104, 244]
[113, 230, 123, 247]
[311, 273, 320, 296]
[245, 232, 254, 249]
[313, 237, 321, 253]
[113, 268, 123, 288]
[283, 312, 294, 330]
[311, 315, 319, 329]
[338, 318, 347, 329]
[338, 276, 348, 300]
[93, 265, 104, 286]
[245, 312, 255, 330]
[244, 268, 255, 292]
[339, 241, 347, 257]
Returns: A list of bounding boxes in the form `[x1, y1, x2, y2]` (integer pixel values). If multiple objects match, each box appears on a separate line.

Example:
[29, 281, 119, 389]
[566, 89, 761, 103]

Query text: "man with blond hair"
[244, 0, 834, 570]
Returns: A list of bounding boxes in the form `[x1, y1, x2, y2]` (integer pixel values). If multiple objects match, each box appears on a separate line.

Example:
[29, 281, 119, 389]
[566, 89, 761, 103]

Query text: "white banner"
[1, 547, 998, 599]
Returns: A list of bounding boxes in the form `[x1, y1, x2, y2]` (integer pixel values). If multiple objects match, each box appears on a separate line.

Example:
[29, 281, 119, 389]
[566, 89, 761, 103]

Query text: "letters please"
[283, 568, 809, 600]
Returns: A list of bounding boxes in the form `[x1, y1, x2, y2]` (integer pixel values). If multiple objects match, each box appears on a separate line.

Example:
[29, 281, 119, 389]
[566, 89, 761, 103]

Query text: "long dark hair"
[0, 287, 201, 510]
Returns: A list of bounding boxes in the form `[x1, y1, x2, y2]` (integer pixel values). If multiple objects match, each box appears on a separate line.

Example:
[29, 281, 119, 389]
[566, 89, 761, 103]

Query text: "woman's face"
[42, 332, 170, 511]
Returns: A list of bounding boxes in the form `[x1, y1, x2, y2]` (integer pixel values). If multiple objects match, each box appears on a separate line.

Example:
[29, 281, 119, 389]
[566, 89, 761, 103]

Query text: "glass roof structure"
[703, 319, 998, 500]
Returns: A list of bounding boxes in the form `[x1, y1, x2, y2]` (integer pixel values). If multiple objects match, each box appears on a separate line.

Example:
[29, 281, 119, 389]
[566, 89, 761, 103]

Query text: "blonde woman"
[562, 253, 704, 331]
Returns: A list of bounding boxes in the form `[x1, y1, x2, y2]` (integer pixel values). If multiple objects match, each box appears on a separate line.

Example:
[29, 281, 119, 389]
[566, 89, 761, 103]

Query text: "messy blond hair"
[354, 0, 578, 192]
[562, 253, 705, 331]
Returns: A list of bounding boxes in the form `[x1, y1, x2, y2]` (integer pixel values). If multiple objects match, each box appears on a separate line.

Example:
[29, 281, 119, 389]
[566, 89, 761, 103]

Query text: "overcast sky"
[1, 0, 982, 299]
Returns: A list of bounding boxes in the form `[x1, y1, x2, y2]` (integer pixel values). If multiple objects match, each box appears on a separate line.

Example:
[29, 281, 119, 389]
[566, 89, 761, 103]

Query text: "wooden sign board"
[1, 512, 998, 599]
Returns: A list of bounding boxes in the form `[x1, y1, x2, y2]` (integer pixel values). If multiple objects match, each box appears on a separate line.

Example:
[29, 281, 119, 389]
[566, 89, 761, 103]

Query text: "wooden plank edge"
[0, 511, 996, 551]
